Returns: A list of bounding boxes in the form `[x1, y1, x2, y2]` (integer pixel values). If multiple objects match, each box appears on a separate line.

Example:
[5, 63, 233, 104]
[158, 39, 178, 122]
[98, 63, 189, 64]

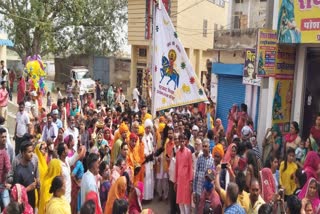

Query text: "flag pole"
[151, 0, 159, 117]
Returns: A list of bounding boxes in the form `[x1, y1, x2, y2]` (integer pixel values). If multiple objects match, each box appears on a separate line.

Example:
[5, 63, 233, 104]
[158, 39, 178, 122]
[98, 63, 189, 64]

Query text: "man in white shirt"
[80, 153, 101, 208]
[168, 134, 180, 214]
[14, 102, 31, 155]
[131, 99, 139, 113]
[132, 87, 140, 103]
[41, 113, 58, 142]
[63, 116, 79, 151]
[57, 142, 85, 203]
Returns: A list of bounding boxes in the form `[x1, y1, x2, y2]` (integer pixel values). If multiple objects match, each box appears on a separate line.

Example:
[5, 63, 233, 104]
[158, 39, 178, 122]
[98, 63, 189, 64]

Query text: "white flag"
[152, 1, 208, 114]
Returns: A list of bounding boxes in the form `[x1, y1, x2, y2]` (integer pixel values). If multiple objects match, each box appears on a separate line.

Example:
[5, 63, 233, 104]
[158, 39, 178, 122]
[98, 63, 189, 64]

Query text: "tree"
[0, 0, 127, 61]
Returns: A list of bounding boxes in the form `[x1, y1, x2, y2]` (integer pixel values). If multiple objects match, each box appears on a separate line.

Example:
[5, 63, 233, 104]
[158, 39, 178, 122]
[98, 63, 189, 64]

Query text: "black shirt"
[14, 161, 37, 208]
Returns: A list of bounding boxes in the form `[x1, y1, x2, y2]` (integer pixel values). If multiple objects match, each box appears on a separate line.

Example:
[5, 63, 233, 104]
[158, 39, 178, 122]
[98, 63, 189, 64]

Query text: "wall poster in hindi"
[243, 49, 261, 86]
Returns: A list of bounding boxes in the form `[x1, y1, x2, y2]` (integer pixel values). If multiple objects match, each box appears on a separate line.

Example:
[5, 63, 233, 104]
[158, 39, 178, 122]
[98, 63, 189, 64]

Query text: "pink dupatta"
[260, 168, 276, 203]
[303, 151, 320, 181]
[298, 177, 320, 213]
[3, 184, 33, 214]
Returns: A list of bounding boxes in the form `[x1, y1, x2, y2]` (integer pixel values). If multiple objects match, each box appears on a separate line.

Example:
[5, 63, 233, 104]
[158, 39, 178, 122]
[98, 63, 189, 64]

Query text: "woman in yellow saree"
[104, 176, 127, 214]
[35, 142, 48, 183]
[34, 142, 48, 209]
[38, 159, 62, 214]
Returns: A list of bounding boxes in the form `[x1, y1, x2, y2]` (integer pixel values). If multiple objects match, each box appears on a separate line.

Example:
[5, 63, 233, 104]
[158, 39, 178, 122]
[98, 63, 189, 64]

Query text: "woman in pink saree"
[298, 177, 320, 213]
[226, 105, 237, 134]
[303, 151, 320, 181]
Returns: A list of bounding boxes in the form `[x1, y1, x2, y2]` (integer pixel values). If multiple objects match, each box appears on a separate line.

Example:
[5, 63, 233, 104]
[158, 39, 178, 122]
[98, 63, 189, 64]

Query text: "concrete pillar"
[257, 77, 275, 150]
[128, 45, 138, 101]
[292, 45, 307, 126]
[195, 49, 202, 77]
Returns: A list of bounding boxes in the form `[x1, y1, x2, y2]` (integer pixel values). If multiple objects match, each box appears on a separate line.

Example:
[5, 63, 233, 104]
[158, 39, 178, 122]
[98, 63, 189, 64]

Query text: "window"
[203, 19, 208, 37]
[138, 48, 147, 57]
[136, 69, 143, 88]
[235, 0, 244, 3]
[233, 12, 242, 29]
[214, 23, 218, 30]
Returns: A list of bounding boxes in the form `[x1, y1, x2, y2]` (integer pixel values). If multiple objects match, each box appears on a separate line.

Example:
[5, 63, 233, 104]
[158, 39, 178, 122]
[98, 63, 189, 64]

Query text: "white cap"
[241, 125, 253, 137]
[192, 125, 199, 131]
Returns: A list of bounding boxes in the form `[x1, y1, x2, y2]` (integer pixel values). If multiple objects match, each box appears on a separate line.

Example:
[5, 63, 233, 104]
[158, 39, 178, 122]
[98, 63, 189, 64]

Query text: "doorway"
[302, 47, 320, 139]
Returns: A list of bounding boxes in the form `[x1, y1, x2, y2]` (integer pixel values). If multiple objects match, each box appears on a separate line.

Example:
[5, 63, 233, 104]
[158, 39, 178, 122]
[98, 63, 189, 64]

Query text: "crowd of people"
[0, 60, 319, 214]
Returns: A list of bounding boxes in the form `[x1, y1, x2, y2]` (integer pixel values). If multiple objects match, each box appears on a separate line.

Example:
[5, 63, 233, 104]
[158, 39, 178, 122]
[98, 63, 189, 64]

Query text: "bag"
[203, 200, 214, 214]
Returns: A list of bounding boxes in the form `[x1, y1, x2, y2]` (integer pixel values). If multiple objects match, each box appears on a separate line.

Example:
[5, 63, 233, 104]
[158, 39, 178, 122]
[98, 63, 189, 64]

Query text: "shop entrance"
[302, 47, 320, 139]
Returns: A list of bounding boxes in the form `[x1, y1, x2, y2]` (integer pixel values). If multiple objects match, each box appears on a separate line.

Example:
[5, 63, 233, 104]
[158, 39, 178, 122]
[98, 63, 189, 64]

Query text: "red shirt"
[0, 149, 11, 185]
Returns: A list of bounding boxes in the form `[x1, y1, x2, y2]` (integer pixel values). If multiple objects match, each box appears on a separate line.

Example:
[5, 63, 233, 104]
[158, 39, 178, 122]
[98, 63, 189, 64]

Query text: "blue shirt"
[209, 140, 215, 152]
[193, 154, 214, 195]
[72, 160, 84, 179]
[54, 119, 63, 129]
[70, 107, 80, 117]
[224, 203, 246, 214]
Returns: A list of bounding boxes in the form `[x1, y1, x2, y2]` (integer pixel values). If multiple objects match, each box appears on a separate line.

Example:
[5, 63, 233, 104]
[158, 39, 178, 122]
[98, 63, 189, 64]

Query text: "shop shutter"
[216, 75, 246, 129]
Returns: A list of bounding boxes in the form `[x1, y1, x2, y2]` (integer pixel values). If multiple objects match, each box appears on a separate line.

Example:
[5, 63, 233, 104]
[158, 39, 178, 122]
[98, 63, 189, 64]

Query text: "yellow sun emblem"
[182, 84, 191, 93]
[162, 98, 166, 104]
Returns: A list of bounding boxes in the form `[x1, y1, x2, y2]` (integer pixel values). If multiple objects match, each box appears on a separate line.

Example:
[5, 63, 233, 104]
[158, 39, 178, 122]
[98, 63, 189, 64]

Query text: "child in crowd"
[295, 140, 306, 166]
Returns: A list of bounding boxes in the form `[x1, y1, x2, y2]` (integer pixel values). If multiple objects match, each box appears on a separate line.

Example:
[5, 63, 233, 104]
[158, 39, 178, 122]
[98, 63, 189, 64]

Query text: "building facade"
[211, 0, 267, 135]
[128, 0, 228, 102]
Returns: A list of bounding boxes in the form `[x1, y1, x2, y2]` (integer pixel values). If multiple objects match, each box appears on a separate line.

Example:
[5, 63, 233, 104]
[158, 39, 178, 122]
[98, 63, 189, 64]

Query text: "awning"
[0, 39, 14, 47]
[212, 63, 244, 76]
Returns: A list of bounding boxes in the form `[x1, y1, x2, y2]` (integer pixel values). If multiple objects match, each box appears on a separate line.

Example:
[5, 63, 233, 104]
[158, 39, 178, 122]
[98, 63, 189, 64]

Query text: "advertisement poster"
[275, 45, 296, 75]
[256, 29, 278, 77]
[243, 49, 261, 86]
[272, 75, 294, 132]
[277, 0, 320, 43]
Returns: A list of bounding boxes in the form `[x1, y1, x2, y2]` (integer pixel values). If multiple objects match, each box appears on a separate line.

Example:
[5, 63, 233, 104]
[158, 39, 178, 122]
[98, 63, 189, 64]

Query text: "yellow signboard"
[272, 76, 294, 132]
[278, 0, 320, 43]
[275, 45, 296, 75]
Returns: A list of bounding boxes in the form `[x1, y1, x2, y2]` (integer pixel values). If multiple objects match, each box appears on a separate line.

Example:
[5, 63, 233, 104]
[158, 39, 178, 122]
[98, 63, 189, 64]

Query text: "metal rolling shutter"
[216, 75, 246, 129]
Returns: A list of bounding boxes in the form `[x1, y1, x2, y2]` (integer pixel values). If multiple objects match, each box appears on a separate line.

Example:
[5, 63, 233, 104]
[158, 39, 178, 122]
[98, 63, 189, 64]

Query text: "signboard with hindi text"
[277, 0, 320, 43]
[256, 29, 278, 77]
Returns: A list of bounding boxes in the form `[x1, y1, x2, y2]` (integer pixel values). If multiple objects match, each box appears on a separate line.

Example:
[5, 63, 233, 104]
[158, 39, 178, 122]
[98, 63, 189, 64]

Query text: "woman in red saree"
[17, 76, 26, 104]
[3, 184, 33, 214]
[223, 143, 239, 171]
[128, 182, 144, 214]
[285, 121, 301, 153]
[85, 191, 103, 214]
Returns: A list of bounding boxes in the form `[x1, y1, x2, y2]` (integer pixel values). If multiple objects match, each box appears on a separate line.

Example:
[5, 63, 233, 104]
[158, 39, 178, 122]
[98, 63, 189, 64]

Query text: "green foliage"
[0, 0, 127, 60]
